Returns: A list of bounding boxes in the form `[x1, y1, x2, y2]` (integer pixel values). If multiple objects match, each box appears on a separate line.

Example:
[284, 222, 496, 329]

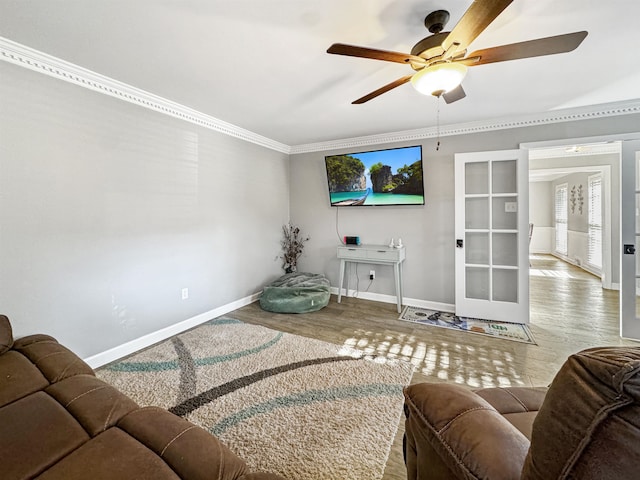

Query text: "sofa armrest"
[0, 315, 13, 354]
[13, 334, 94, 383]
[404, 383, 531, 480]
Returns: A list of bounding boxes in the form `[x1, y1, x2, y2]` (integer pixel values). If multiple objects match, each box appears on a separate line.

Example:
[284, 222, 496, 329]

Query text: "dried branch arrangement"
[281, 223, 310, 273]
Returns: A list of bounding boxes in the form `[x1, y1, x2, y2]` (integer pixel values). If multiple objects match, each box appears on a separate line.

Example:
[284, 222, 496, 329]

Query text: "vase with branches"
[281, 222, 309, 273]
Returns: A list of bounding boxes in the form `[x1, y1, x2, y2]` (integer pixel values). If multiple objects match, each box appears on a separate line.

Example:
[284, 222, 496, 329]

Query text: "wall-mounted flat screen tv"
[325, 145, 424, 206]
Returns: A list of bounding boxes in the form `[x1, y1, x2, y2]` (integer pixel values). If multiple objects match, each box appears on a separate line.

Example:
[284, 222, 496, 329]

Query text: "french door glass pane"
[493, 269, 518, 302]
[493, 232, 518, 266]
[466, 267, 489, 300]
[492, 196, 518, 229]
[466, 198, 489, 229]
[465, 162, 488, 194]
[492, 160, 517, 194]
[466, 232, 489, 264]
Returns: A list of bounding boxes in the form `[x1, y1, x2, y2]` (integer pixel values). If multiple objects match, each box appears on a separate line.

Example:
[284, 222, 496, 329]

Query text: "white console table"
[337, 244, 406, 313]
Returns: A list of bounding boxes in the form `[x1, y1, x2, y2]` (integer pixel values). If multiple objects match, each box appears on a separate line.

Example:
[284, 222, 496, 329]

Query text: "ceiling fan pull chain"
[436, 96, 441, 151]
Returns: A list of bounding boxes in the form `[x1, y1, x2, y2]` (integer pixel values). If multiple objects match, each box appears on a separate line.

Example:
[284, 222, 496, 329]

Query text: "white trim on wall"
[331, 287, 455, 314]
[2, 36, 640, 155]
[290, 101, 640, 154]
[0, 37, 290, 154]
[83, 292, 261, 368]
[85, 285, 455, 368]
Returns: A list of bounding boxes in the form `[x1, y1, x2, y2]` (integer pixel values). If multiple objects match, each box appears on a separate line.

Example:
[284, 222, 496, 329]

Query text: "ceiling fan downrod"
[424, 10, 450, 33]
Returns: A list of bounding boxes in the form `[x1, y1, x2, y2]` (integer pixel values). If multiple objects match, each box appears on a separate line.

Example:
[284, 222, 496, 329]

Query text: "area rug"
[96, 318, 414, 480]
[399, 306, 536, 345]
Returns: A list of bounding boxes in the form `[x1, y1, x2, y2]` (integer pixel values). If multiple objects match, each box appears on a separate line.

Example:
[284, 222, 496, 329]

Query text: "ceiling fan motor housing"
[410, 32, 449, 65]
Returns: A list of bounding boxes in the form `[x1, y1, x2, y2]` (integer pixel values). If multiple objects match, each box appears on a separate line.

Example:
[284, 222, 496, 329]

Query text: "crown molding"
[529, 142, 621, 160]
[289, 99, 640, 154]
[0, 36, 290, 154]
[2, 36, 639, 157]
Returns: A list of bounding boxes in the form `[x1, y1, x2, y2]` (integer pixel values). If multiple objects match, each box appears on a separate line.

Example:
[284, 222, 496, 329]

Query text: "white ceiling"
[1, 0, 639, 147]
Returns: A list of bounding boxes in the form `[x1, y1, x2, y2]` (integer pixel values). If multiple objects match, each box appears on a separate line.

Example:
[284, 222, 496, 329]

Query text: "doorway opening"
[528, 141, 621, 331]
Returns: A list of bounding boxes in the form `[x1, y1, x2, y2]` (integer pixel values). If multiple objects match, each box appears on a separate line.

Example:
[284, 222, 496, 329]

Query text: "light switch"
[505, 202, 518, 213]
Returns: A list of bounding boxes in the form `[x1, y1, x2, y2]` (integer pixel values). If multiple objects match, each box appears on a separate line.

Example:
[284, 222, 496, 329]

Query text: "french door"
[620, 139, 640, 340]
[455, 149, 529, 323]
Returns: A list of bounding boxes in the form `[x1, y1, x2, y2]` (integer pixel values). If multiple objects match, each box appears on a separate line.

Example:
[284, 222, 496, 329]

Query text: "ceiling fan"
[327, 0, 587, 104]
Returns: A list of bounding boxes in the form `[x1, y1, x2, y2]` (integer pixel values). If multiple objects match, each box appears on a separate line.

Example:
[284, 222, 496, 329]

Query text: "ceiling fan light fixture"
[411, 63, 468, 97]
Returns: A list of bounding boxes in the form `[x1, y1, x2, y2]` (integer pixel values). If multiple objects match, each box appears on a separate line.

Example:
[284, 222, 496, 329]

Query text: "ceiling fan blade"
[443, 85, 466, 104]
[458, 31, 588, 66]
[352, 75, 414, 104]
[442, 0, 514, 53]
[327, 43, 426, 65]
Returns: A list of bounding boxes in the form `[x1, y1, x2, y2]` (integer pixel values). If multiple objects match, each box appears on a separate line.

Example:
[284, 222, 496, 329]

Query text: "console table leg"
[399, 261, 404, 307]
[338, 259, 346, 303]
[394, 262, 402, 313]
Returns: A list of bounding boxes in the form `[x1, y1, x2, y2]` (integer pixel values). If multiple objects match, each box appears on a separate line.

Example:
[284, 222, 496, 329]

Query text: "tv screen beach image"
[325, 145, 424, 206]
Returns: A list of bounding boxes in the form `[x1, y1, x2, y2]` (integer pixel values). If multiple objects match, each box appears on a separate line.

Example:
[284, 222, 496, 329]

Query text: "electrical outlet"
[369, 270, 375, 280]
[181, 288, 189, 300]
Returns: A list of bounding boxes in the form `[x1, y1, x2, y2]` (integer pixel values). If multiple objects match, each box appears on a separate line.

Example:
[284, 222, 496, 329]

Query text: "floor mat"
[399, 306, 536, 344]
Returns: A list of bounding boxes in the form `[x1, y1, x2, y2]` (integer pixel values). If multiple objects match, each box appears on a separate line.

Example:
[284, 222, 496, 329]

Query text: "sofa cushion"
[35, 427, 181, 480]
[0, 350, 49, 407]
[521, 346, 640, 479]
[0, 391, 90, 479]
[474, 386, 548, 439]
[0, 314, 12, 354]
[45, 375, 139, 437]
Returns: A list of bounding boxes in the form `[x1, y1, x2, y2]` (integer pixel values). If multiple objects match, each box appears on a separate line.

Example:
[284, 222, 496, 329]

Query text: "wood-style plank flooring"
[227, 254, 636, 480]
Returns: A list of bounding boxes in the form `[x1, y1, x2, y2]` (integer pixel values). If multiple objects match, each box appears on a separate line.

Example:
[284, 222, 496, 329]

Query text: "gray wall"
[290, 116, 640, 305]
[0, 62, 290, 358]
[529, 181, 553, 228]
[553, 173, 590, 233]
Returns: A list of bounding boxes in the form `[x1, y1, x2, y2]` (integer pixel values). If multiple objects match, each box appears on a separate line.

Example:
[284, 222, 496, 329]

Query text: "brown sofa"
[403, 346, 640, 480]
[0, 315, 284, 480]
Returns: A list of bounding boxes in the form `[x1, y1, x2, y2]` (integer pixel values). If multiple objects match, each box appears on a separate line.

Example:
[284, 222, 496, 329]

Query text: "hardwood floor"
[227, 254, 636, 480]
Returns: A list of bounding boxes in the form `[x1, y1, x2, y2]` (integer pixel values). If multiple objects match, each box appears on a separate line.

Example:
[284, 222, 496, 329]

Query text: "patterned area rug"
[399, 306, 536, 344]
[96, 318, 414, 480]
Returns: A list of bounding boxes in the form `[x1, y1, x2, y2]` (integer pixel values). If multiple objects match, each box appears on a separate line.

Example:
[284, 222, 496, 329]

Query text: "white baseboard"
[331, 287, 455, 314]
[404, 298, 455, 313]
[83, 292, 261, 369]
[530, 226, 553, 254]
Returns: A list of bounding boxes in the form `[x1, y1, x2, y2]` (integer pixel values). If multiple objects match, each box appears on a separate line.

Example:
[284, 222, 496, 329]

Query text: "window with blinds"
[588, 174, 603, 270]
[555, 183, 568, 255]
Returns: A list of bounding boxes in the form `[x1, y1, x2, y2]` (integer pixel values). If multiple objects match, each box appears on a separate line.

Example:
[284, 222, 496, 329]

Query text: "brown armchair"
[403, 346, 640, 480]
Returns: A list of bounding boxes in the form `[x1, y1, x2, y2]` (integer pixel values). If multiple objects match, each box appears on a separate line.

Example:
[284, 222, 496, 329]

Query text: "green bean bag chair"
[259, 272, 331, 313]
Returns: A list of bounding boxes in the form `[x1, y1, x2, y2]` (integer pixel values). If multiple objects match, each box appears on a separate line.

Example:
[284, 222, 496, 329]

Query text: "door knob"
[624, 244, 636, 255]
[456, 239, 464, 248]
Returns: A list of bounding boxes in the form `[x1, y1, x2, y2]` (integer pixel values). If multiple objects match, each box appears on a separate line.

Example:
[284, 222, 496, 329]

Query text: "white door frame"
[522, 132, 640, 340]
